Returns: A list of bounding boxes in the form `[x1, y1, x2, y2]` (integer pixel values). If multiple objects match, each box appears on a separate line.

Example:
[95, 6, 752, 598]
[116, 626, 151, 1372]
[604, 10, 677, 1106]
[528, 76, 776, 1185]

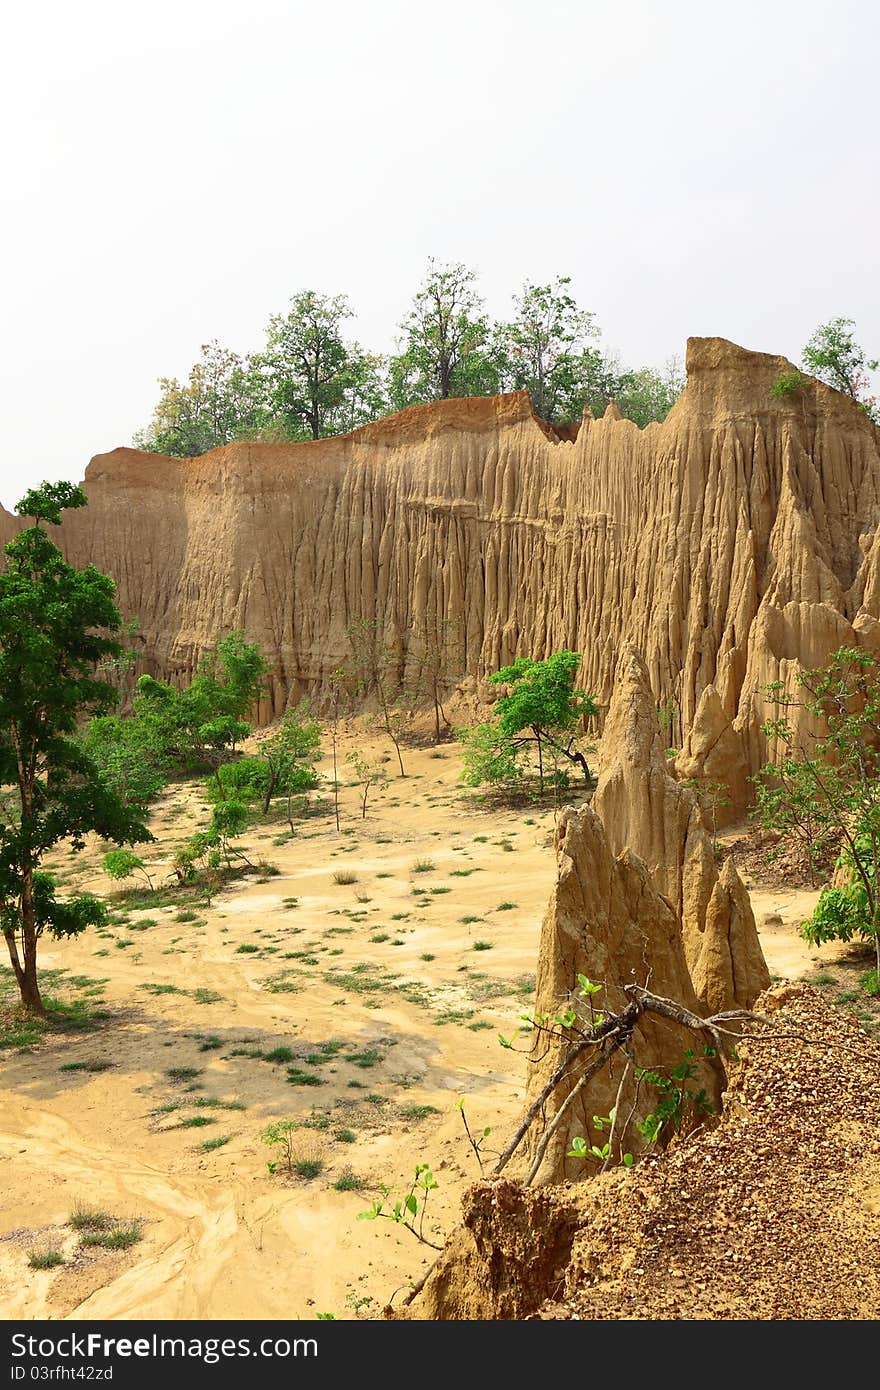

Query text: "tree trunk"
[5, 921, 44, 1014]
[18, 956, 43, 1013]
[262, 769, 280, 817]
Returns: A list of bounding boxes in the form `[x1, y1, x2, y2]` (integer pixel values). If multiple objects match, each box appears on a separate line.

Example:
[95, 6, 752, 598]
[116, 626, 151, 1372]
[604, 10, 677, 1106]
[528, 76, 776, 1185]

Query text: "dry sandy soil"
[0, 730, 871, 1321]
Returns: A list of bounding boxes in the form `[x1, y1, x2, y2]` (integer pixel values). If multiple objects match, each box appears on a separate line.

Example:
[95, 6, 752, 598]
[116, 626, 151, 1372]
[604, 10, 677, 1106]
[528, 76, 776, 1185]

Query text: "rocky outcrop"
[521, 805, 724, 1185]
[674, 683, 750, 827]
[594, 645, 770, 1013]
[5, 336, 879, 798]
[692, 858, 771, 1015]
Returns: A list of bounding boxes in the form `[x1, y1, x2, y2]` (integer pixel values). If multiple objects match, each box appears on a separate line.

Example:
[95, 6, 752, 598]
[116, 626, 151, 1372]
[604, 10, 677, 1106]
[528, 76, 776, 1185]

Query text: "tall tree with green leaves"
[802, 318, 878, 422]
[494, 277, 607, 423]
[255, 291, 387, 440]
[135, 340, 265, 456]
[389, 260, 498, 407]
[0, 483, 151, 1013]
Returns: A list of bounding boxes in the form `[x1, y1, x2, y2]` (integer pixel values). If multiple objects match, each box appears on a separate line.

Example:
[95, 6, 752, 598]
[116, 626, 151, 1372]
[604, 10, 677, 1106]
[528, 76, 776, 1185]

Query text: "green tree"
[134, 632, 269, 789]
[754, 646, 880, 978]
[615, 357, 685, 427]
[389, 260, 498, 407]
[461, 651, 597, 796]
[494, 277, 605, 423]
[256, 291, 386, 440]
[254, 704, 322, 817]
[135, 340, 265, 457]
[802, 318, 878, 422]
[0, 483, 151, 1013]
[78, 711, 174, 807]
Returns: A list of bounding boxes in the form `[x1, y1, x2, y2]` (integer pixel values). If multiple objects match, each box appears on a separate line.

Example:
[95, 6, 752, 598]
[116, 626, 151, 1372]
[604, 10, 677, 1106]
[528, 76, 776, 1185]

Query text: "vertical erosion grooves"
[41, 340, 880, 790]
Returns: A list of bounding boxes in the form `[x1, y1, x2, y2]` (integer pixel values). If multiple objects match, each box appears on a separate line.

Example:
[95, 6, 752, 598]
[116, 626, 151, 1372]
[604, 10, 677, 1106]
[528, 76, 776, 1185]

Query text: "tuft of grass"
[80, 1221, 143, 1251]
[166, 1067, 201, 1082]
[861, 968, 880, 997]
[496, 902, 517, 912]
[174, 910, 199, 923]
[263, 1046, 295, 1064]
[429, 886, 451, 895]
[812, 972, 836, 986]
[420, 952, 435, 961]
[69, 1204, 113, 1233]
[398, 1104, 439, 1121]
[332, 870, 358, 886]
[28, 1247, 65, 1270]
[472, 941, 494, 951]
[370, 933, 390, 943]
[178, 1115, 216, 1129]
[460, 915, 481, 925]
[235, 943, 260, 954]
[192, 989, 222, 1004]
[60, 1058, 112, 1072]
[293, 1158, 324, 1179]
[139, 982, 184, 996]
[411, 859, 435, 874]
[434, 1008, 475, 1026]
[344, 1048, 382, 1069]
[335, 1128, 357, 1143]
[286, 1068, 324, 1087]
[201, 1135, 232, 1151]
[333, 1166, 366, 1191]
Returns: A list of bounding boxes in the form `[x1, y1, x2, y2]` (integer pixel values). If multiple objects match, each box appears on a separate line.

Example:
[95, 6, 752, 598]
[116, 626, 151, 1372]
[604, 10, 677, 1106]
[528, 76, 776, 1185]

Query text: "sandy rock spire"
[524, 805, 724, 1185]
[593, 644, 769, 1012]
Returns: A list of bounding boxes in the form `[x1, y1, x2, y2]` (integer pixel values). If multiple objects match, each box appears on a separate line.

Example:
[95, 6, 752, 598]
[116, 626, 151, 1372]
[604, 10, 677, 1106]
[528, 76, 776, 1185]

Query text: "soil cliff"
[6, 337, 880, 798]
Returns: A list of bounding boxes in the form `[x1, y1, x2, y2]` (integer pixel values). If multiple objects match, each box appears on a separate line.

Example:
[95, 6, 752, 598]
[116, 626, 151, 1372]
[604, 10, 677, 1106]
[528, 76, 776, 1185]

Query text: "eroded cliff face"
[13, 336, 880, 789]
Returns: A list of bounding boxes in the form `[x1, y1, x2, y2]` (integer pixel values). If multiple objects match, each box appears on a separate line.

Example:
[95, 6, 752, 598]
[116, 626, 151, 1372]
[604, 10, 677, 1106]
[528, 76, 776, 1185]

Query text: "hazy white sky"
[1, 0, 877, 507]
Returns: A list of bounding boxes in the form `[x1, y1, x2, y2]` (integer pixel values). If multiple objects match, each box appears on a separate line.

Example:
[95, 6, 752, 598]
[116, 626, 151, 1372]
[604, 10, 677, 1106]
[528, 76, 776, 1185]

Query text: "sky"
[1, 0, 877, 507]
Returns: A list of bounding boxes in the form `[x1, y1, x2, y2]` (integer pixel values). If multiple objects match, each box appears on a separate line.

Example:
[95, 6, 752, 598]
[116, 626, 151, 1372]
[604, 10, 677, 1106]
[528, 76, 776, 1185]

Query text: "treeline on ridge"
[134, 263, 686, 456]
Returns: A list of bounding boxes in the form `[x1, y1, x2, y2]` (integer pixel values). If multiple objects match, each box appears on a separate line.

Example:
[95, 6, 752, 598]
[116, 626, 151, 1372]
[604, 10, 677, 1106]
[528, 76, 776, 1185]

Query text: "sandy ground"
[0, 732, 853, 1321]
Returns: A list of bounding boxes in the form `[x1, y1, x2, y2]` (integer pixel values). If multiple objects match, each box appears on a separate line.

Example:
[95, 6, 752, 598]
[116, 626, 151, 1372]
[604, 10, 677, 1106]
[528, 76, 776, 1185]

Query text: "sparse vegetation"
[28, 1247, 65, 1270]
